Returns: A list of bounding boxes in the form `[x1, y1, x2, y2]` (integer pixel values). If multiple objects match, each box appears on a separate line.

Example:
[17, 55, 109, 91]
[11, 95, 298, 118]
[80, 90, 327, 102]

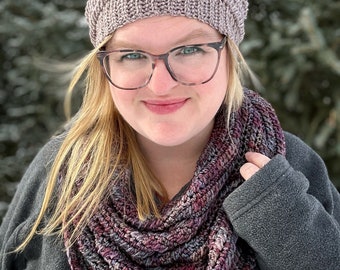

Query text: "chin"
[150, 136, 190, 147]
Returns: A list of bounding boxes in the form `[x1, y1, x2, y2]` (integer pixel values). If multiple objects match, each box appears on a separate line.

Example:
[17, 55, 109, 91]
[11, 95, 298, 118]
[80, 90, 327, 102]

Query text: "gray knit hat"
[85, 0, 249, 48]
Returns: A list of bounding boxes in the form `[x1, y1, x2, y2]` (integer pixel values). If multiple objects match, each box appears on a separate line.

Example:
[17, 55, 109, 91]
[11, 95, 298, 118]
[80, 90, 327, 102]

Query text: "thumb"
[240, 162, 260, 181]
[240, 152, 271, 181]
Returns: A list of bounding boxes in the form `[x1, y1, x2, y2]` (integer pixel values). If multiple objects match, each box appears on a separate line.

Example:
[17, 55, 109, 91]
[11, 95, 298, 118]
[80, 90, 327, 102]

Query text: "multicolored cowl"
[64, 89, 286, 269]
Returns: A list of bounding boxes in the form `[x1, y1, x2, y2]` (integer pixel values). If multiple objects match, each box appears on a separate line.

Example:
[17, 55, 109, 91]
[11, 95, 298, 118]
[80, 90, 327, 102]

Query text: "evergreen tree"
[0, 0, 339, 221]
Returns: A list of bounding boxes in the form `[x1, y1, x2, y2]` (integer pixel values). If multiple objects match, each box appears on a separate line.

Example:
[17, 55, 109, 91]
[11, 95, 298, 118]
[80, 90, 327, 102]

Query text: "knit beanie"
[85, 0, 249, 48]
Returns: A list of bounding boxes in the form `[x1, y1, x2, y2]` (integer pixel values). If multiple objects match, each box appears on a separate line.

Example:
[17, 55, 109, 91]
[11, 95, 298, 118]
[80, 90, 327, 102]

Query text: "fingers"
[245, 152, 271, 169]
[240, 152, 271, 181]
[240, 162, 260, 181]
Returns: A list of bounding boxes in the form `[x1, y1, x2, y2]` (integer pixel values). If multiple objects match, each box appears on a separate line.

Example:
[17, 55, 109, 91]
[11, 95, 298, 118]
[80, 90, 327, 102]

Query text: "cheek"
[109, 84, 133, 102]
[207, 54, 229, 101]
[108, 86, 136, 115]
[219, 51, 229, 87]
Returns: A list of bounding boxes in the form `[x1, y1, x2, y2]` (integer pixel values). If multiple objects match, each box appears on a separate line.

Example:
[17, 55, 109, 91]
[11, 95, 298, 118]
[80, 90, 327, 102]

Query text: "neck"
[137, 122, 214, 200]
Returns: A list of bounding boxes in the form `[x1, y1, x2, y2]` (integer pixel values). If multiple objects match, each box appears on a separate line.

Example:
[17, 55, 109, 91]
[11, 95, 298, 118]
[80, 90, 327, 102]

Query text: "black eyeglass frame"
[97, 36, 228, 90]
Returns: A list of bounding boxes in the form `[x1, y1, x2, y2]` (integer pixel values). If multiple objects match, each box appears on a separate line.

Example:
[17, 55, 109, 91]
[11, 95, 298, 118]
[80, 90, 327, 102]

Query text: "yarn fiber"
[64, 89, 285, 269]
[85, 0, 249, 47]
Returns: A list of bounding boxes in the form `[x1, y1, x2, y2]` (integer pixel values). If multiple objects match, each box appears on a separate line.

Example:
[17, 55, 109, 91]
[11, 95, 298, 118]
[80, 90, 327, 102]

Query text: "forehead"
[107, 16, 221, 50]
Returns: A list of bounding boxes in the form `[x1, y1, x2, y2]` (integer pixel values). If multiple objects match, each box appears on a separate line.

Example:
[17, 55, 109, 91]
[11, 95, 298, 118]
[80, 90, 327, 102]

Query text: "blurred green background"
[1, 0, 339, 222]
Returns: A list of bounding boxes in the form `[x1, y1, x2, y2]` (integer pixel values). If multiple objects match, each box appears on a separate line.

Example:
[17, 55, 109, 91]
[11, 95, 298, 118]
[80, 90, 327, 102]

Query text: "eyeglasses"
[97, 37, 227, 90]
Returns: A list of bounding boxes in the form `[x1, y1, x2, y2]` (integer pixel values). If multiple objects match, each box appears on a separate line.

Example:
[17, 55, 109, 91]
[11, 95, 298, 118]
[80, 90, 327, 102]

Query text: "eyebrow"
[173, 29, 221, 44]
[109, 28, 221, 50]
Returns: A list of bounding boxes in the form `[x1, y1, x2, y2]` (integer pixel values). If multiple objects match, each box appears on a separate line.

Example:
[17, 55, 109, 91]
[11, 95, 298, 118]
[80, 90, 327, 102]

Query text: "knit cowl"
[64, 89, 286, 269]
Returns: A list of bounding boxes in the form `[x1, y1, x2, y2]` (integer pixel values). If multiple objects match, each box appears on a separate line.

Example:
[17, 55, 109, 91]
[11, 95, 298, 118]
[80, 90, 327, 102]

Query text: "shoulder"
[0, 131, 66, 227]
[284, 131, 339, 213]
[284, 131, 321, 162]
[284, 131, 328, 181]
[16, 131, 66, 210]
[12, 132, 66, 199]
[0, 132, 68, 269]
[35, 131, 67, 169]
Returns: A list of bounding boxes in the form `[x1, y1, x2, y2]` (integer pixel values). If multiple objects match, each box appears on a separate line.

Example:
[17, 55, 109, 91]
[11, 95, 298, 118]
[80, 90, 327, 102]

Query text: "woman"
[1, 0, 339, 269]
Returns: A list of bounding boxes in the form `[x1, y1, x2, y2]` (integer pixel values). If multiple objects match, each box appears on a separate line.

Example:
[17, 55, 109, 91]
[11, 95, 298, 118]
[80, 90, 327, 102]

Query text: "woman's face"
[106, 16, 228, 148]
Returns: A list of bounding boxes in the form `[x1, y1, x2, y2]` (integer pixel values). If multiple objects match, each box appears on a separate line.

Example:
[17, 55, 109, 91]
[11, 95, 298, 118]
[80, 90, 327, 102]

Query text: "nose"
[147, 58, 178, 95]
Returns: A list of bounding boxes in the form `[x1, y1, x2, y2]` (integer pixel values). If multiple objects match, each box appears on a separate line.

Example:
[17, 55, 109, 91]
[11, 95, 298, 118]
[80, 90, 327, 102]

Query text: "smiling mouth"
[143, 99, 188, 114]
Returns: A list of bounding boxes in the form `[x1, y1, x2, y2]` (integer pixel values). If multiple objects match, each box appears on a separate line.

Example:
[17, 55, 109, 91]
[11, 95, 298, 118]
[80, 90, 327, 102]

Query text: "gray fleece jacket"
[1, 132, 340, 270]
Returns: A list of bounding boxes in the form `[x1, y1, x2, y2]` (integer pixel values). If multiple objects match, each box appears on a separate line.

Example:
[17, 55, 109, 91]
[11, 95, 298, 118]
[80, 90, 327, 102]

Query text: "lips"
[143, 98, 188, 114]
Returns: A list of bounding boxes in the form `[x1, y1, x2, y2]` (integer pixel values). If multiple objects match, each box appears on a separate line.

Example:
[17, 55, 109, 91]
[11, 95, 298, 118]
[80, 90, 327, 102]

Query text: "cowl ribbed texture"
[64, 89, 286, 269]
[85, 0, 248, 47]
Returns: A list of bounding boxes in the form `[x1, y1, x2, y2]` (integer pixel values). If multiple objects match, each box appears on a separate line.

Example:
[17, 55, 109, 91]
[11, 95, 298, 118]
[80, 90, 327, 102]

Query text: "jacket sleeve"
[223, 132, 340, 270]
[0, 135, 69, 270]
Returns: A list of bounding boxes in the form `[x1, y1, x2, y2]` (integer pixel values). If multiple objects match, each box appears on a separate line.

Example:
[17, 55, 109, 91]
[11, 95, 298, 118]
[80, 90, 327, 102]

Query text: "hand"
[240, 152, 271, 181]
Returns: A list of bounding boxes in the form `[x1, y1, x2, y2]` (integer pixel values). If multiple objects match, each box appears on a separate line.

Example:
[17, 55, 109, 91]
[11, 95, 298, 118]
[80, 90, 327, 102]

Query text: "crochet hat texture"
[85, 0, 249, 48]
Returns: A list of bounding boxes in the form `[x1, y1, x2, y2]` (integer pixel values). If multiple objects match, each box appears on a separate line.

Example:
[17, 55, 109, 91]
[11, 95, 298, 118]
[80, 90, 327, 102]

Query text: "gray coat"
[1, 132, 340, 269]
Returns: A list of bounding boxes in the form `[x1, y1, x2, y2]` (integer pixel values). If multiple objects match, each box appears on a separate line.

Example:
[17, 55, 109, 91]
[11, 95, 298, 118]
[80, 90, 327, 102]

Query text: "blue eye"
[122, 52, 146, 61]
[180, 46, 202, 55]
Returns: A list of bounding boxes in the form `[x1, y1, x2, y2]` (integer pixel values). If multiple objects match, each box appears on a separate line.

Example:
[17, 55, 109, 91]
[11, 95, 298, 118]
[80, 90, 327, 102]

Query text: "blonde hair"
[16, 36, 249, 251]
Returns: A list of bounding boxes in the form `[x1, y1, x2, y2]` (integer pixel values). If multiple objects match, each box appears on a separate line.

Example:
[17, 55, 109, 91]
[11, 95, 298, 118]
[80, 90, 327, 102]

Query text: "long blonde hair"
[16, 36, 249, 250]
